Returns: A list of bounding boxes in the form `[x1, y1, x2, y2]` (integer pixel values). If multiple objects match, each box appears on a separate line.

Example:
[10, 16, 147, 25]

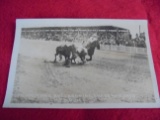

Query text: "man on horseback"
[83, 33, 100, 61]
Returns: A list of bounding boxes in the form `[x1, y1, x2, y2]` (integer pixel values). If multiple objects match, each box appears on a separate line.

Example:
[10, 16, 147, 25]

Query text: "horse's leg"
[63, 55, 71, 67]
[83, 56, 86, 63]
[71, 56, 76, 64]
[70, 55, 76, 64]
[70, 58, 75, 64]
[53, 53, 58, 63]
[70, 58, 73, 64]
[70, 57, 74, 64]
[81, 57, 85, 64]
[59, 54, 62, 61]
[86, 55, 92, 61]
[80, 57, 83, 64]
[83, 56, 86, 62]
[90, 55, 92, 61]
[66, 52, 72, 67]
[71, 52, 77, 64]
[74, 58, 76, 64]
[65, 57, 70, 67]
[63, 56, 67, 65]
[80, 55, 86, 64]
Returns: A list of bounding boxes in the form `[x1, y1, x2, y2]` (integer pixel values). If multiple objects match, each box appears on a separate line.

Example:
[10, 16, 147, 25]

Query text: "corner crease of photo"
[3, 19, 160, 108]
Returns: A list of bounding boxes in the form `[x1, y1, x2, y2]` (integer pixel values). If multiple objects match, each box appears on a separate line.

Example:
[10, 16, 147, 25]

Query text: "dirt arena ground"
[11, 38, 155, 103]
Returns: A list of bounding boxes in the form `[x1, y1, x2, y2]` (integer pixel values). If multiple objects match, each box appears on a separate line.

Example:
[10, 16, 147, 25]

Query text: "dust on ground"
[11, 38, 155, 103]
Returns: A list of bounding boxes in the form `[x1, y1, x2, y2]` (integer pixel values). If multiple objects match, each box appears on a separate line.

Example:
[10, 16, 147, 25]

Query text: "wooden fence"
[100, 45, 147, 54]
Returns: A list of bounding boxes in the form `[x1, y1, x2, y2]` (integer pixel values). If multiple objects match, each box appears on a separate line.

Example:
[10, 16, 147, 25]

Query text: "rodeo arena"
[11, 25, 155, 104]
[21, 26, 146, 67]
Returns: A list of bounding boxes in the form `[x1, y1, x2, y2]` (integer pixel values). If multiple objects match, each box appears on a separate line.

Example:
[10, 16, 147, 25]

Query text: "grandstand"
[21, 26, 145, 47]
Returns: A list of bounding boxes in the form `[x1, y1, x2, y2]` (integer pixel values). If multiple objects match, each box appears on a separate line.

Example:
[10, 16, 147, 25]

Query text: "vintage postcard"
[3, 19, 160, 108]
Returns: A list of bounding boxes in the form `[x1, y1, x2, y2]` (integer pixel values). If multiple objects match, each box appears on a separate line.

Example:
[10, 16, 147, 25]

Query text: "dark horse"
[54, 44, 76, 67]
[85, 40, 100, 61]
[54, 44, 88, 67]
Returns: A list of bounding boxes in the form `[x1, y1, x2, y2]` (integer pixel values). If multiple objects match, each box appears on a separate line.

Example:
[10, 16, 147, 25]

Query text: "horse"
[84, 40, 100, 61]
[71, 43, 88, 64]
[54, 44, 74, 67]
[54, 43, 88, 67]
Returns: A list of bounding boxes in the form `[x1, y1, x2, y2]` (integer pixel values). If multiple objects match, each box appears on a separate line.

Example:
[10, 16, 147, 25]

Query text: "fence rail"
[101, 45, 147, 54]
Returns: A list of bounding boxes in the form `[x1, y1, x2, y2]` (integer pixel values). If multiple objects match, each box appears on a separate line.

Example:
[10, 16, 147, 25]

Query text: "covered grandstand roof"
[22, 26, 129, 33]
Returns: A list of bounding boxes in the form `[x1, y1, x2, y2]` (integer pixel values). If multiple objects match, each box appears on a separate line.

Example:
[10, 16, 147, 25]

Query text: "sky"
[112, 23, 146, 37]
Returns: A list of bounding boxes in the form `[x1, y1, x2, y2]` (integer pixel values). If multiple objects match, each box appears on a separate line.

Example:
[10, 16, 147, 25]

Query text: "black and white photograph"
[3, 19, 160, 108]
